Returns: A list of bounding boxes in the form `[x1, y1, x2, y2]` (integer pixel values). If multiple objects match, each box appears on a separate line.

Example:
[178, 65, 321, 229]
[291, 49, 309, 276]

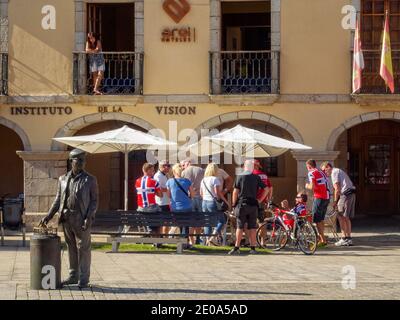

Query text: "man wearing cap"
[252, 159, 273, 222]
[40, 149, 98, 288]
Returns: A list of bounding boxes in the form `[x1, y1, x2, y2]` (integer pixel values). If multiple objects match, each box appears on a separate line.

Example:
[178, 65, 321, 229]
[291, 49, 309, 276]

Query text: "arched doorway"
[0, 124, 24, 197]
[333, 118, 400, 215]
[197, 116, 300, 204]
[72, 120, 147, 211]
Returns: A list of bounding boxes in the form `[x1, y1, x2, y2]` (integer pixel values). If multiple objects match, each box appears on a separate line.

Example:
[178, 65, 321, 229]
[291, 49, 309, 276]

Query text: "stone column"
[134, 0, 144, 94]
[291, 150, 340, 193]
[17, 151, 69, 213]
[210, 0, 221, 94]
[75, 0, 86, 94]
[271, 0, 280, 94]
[0, 0, 8, 53]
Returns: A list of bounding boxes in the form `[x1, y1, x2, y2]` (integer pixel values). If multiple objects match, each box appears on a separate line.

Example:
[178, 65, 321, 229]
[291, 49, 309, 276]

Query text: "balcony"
[0, 53, 7, 96]
[355, 49, 400, 94]
[73, 52, 143, 95]
[209, 51, 280, 95]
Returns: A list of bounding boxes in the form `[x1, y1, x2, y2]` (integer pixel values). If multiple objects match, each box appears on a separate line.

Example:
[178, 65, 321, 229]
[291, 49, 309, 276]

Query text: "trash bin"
[3, 198, 23, 230]
[30, 227, 61, 290]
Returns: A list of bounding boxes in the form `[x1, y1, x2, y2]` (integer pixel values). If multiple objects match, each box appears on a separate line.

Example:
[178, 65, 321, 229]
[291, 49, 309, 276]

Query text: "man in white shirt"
[154, 160, 171, 212]
[321, 162, 356, 246]
[154, 160, 171, 238]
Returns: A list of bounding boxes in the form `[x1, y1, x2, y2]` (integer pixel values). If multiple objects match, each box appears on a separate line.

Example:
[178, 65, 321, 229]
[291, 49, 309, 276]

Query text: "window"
[360, 0, 400, 93]
[367, 144, 391, 185]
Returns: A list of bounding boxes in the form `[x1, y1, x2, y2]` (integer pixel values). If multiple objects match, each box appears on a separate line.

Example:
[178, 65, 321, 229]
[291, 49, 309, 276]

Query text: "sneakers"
[335, 238, 353, 247]
[228, 248, 240, 255]
[248, 249, 258, 255]
[78, 281, 90, 289]
[61, 276, 78, 286]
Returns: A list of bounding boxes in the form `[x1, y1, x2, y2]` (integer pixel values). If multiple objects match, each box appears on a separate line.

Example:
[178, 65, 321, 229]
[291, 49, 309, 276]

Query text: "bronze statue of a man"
[40, 149, 98, 288]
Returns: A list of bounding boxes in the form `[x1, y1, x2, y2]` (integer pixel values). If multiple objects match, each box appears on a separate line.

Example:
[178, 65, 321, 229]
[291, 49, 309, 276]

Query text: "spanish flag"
[380, 11, 395, 93]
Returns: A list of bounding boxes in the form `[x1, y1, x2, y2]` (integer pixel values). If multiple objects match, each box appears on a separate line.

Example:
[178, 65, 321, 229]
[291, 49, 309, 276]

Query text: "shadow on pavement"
[83, 285, 312, 296]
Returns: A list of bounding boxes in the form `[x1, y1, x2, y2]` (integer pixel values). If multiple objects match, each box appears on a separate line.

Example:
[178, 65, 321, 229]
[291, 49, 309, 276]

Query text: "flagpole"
[124, 145, 128, 211]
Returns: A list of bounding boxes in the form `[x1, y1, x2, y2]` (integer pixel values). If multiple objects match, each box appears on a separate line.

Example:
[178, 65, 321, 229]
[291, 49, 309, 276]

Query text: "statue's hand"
[82, 218, 91, 231]
[39, 216, 51, 227]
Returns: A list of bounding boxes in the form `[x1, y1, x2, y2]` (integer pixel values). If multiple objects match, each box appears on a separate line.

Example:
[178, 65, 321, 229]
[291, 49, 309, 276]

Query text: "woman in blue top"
[166, 163, 194, 247]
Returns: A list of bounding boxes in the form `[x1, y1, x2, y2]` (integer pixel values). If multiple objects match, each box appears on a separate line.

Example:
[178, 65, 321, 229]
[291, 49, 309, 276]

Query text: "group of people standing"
[134, 158, 273, 253]
[134, 156, 357, 253]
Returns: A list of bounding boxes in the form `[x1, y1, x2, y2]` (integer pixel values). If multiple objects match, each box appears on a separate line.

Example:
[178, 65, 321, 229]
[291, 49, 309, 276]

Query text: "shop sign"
[161, 0, 196, 43]
[10, 106, 72, 116]
[98, 106, 124, 113]
[155, 105, 196, 115]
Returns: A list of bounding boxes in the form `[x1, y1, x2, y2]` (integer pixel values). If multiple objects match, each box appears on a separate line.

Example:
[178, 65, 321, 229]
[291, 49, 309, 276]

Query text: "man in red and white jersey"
[135, 163, 162, 233]
[305, 159, 330, 246]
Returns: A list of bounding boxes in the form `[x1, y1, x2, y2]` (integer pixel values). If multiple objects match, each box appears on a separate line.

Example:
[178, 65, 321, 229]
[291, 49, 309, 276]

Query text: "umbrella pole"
[124, 147, 128, 211]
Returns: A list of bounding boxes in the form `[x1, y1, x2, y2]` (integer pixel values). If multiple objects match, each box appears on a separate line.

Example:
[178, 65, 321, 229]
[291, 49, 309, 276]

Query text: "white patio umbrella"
[53, 125, 176, 211]
[188, 124, 312, 159]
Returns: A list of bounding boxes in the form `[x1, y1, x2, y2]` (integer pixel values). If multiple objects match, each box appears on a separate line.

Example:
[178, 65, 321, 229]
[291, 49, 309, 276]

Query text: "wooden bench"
[92, 211, 225, 254]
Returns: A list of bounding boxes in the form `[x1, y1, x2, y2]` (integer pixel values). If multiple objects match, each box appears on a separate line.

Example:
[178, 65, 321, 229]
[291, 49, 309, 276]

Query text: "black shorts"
[159, 205, 170, 212]
[235, 205, 258, 230]
[312, 198, 330, 223]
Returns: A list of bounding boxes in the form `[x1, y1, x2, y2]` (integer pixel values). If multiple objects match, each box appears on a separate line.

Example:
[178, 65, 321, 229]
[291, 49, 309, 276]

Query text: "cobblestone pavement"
[0, 230, 399, 300]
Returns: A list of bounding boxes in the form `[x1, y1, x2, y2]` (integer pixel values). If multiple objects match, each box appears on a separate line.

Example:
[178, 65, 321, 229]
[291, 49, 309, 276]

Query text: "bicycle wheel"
[295, 221, 318, 255]
[256, 220, 288, 251]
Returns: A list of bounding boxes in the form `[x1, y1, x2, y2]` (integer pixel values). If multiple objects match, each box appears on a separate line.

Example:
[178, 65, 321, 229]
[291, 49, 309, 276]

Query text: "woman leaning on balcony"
[86, 32, 105, 95]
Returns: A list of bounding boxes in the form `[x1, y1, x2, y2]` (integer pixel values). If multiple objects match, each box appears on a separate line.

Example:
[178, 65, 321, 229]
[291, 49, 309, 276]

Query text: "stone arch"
[327, 111, 400, 151]
[0, 117, 32, 151]
[51, 112, 156, 151]
[193, 111, 304, 144]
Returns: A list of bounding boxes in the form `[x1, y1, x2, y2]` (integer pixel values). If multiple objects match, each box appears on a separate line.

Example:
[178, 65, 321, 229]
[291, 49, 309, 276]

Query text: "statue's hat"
[69, 148, 86, 159]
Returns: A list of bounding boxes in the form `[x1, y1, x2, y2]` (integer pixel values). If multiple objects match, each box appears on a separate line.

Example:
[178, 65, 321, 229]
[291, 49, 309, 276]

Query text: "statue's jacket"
[47, 170, 98, 224]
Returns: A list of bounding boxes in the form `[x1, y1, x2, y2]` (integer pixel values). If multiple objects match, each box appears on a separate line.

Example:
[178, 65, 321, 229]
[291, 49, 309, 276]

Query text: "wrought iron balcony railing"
[0, 53, 8, 95]
[210, 51, 280, 95]
[352, 49, 400, 94]
[73, 52, 144, 95]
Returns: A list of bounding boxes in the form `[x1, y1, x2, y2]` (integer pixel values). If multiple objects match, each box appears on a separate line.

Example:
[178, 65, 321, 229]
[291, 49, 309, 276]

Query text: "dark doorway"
[0, 125, 24, 198]
[347, 120, 400, 215]
[221, 1, 270, 51]
[87, 3, 135, 52]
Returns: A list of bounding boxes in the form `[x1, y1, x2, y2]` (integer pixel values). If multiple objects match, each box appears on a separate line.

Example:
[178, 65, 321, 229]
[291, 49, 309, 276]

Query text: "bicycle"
[256, 202, 318, 255]
[324, 207, 341, 243]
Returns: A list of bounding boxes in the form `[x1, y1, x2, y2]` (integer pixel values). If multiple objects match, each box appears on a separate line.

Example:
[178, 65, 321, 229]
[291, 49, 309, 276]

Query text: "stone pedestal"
[17, 151, 69, 213]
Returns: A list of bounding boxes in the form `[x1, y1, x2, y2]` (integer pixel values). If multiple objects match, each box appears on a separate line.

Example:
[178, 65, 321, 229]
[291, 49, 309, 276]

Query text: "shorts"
[90, 61, 105, 73]
[138, 205, 161, 233]
[89, 54, 105, 73]
[312, 198, 329, 223]
[159, 205, 170, 212]
[192, 196, 203, 212]
[235, 204, 258, 230]
[337, 193, 356, 219]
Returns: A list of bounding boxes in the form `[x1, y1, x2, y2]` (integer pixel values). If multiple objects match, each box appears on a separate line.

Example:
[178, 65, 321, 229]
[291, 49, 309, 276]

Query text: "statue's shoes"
[78, 281, 90, 289]
[62, 277, 79, 286]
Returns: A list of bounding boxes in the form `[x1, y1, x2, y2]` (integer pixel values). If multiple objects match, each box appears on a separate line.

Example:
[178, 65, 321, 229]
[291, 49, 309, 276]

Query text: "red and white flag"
[352, 16, 364, 93]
